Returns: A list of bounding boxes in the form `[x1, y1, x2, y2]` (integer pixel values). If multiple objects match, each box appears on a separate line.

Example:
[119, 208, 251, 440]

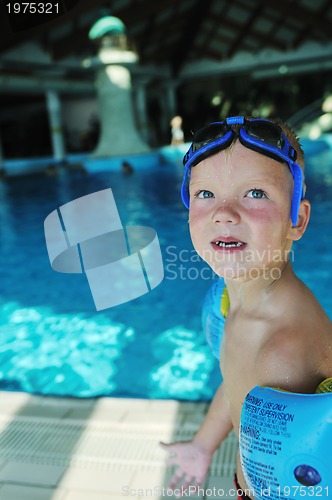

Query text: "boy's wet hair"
[268, 117, 304, 170]
[270, 117, 306, 194]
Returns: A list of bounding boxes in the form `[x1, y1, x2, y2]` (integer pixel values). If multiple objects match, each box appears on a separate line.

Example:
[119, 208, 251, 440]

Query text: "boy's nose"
[212, 200, 240, 224]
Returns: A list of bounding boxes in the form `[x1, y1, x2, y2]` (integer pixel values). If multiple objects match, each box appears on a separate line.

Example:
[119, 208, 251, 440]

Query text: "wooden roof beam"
[226, 4, 263, 58]
[238, 0, 332, 37]
[170, 0, 214, 76]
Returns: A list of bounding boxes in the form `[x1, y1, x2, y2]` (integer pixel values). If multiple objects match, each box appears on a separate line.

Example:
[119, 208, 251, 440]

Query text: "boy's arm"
[160, 382, 233, 490]
[193, 382, 233, 452]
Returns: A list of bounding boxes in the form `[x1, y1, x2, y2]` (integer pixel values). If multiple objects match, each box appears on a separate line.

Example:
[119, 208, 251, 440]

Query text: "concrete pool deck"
[0, 391, 238, 500]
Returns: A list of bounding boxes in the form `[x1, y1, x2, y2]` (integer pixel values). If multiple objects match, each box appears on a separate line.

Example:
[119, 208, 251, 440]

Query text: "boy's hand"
[159, 440, 212, 491]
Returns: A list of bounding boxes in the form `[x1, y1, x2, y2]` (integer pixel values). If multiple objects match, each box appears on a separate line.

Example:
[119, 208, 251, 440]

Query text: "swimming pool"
[0, 151, 331, 401]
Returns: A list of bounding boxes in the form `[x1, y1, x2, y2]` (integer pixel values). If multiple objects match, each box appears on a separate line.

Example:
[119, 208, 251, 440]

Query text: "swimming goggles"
[181, 116, 304, 226]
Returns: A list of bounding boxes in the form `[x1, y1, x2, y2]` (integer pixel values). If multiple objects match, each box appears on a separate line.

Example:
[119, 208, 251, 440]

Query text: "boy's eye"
[247, 189, 267, 199]
[196, 190, 215, 199]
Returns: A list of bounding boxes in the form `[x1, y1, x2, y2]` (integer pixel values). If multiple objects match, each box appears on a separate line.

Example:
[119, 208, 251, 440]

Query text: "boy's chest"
[220, 314, 266, 370]
[220, 316, 268, 423]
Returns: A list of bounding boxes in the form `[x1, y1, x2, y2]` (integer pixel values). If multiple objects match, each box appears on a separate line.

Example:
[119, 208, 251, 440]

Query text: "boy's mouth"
[211, 237, 246, 250]
[215, 241, 244, 248]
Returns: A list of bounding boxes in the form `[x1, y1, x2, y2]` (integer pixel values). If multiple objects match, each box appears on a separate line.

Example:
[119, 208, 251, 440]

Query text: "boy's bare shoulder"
[254, 273, 332, 391]
[256, 327, 310, 391]
[255, 315, 332, 393]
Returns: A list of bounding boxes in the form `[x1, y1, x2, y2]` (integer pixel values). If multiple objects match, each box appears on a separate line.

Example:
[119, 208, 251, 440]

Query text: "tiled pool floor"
[0, 391, 238, 500]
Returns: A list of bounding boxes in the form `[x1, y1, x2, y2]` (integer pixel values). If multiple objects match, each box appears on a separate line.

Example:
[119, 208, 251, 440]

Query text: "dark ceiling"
[1, 0, 332, 78]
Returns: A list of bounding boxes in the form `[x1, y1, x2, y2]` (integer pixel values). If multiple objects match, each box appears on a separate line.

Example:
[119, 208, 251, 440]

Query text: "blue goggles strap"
[181, 116, 304, 227]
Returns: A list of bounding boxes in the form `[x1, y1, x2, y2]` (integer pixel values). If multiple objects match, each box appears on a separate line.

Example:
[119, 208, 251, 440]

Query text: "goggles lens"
[192, 123, 230, 152]
[244, 120, 284, 149]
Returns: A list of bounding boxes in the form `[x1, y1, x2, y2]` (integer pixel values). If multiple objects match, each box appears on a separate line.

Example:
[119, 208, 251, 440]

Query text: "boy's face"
[188, 140, 296, 280]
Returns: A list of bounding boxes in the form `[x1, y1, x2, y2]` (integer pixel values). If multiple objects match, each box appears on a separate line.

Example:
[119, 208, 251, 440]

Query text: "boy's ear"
[288, 199, 311, 241]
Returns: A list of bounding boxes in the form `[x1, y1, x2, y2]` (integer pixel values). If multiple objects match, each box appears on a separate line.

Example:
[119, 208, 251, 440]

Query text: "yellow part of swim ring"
[220, 285, 230, 318]
[267, 378, 332, 394]
[315, 377, 332, 393]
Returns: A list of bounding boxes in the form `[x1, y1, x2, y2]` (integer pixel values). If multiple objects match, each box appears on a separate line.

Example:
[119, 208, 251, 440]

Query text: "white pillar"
[92, 62, 150, 157]
[134, 78, 150, 144]
[165, 82, 177, 122]
[46, 90, 66, 163]
[157, 80, 180, 143]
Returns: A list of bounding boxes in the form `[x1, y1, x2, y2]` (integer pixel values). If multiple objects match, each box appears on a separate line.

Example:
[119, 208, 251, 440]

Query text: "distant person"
[67, 162, 88, 175]
[121, 161, 134, 175]
[170, 115, 184, 146]
[45, 164, 58, 176]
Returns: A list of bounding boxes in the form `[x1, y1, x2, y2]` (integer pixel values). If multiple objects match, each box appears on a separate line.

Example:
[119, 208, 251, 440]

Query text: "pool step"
[0, 391, 238, 499]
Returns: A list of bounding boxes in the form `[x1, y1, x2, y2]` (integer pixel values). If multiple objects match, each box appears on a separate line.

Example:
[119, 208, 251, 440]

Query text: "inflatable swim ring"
[201, 278, 229, 359]
[240, 384, 332, 499]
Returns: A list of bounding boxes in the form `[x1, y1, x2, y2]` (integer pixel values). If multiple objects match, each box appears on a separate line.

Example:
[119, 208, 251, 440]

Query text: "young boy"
[160, 116, 332, 498]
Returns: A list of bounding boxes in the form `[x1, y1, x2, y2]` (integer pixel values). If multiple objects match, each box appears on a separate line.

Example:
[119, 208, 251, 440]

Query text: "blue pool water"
[0, 151, 331, 401]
